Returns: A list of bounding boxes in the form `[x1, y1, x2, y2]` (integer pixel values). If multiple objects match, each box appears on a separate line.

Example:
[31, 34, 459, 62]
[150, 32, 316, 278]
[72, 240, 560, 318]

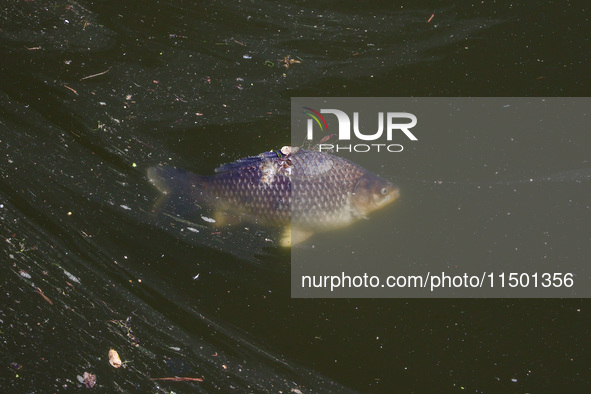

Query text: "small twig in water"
[151, 377, 204, 382]
[36, 287, 53, 305]
[80, 67, 112, 81]
[63, 85, 78, 95]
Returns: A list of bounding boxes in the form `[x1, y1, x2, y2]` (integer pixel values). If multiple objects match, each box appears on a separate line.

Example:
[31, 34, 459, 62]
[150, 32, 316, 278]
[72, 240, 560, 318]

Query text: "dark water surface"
[1, 0, 590, 392]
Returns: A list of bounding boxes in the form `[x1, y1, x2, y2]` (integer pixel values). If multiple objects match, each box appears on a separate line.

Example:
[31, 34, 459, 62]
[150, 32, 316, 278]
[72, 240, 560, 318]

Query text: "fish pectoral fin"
[213, 210, 241, 226]
[281, 226, 314, 247]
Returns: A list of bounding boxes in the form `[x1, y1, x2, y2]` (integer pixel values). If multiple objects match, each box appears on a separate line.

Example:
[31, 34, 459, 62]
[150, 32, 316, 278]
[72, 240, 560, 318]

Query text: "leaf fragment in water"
[108, 348, 122, 368]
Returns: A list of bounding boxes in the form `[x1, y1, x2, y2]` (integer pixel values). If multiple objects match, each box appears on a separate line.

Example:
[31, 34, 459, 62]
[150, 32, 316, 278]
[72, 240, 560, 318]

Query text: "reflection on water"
[1, 0, 590, 392]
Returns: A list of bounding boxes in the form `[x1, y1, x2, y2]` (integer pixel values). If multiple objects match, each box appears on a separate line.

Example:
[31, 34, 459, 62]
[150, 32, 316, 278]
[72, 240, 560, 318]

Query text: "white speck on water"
[201, 216, 216, 223]
[193, 273, 200, 280]
[19, 270, 31, 279]
[169, 346, 181, 351]
[187, 227, 200, 233]
[120, 205, 132, 210]
[511, 378, 518, 383]
[64, 270, 81, 283]
[242, 54, 252, 59]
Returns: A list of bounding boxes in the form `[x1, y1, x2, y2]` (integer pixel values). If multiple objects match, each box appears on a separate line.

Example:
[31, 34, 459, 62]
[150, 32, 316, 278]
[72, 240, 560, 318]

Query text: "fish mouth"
[390, 184, 401, 200]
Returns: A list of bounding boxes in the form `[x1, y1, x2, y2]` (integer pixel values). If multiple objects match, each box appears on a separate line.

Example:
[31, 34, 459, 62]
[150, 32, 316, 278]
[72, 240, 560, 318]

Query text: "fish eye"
[380, 187, 389, 195]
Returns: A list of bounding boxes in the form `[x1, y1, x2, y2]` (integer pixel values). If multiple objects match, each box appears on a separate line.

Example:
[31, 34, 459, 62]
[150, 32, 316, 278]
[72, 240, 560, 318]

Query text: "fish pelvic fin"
[281, 226, 313, 247]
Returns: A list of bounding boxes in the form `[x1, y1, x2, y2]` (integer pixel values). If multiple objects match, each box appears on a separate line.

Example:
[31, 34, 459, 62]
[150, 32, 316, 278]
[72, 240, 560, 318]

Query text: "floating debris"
[108, 349, 122, 368]
[280, 145, 298, 155]
[109, 314, 141, 346]
[77, 372, 97, 388]
[79, 67, 111, 81]
[63, 84, 78, 95]
[151, 377, 204, 382]
[278, 55, 301, 68]
[63, 270, 81, 284]
[36, 287, 53, 305]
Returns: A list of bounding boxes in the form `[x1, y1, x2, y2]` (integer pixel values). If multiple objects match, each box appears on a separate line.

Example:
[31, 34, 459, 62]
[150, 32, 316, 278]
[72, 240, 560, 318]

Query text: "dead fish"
[147, 146, 399, 246]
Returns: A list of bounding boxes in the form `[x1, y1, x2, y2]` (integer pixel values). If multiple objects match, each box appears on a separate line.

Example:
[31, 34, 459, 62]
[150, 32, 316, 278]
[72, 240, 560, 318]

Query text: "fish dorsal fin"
[214, 151, 277, 173]
[214, 148, 340, 179]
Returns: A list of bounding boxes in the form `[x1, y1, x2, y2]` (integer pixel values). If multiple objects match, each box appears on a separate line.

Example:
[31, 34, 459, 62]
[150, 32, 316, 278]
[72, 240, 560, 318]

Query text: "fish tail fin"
[147, 165, 205, 194]
[147, 166, 207, 211]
